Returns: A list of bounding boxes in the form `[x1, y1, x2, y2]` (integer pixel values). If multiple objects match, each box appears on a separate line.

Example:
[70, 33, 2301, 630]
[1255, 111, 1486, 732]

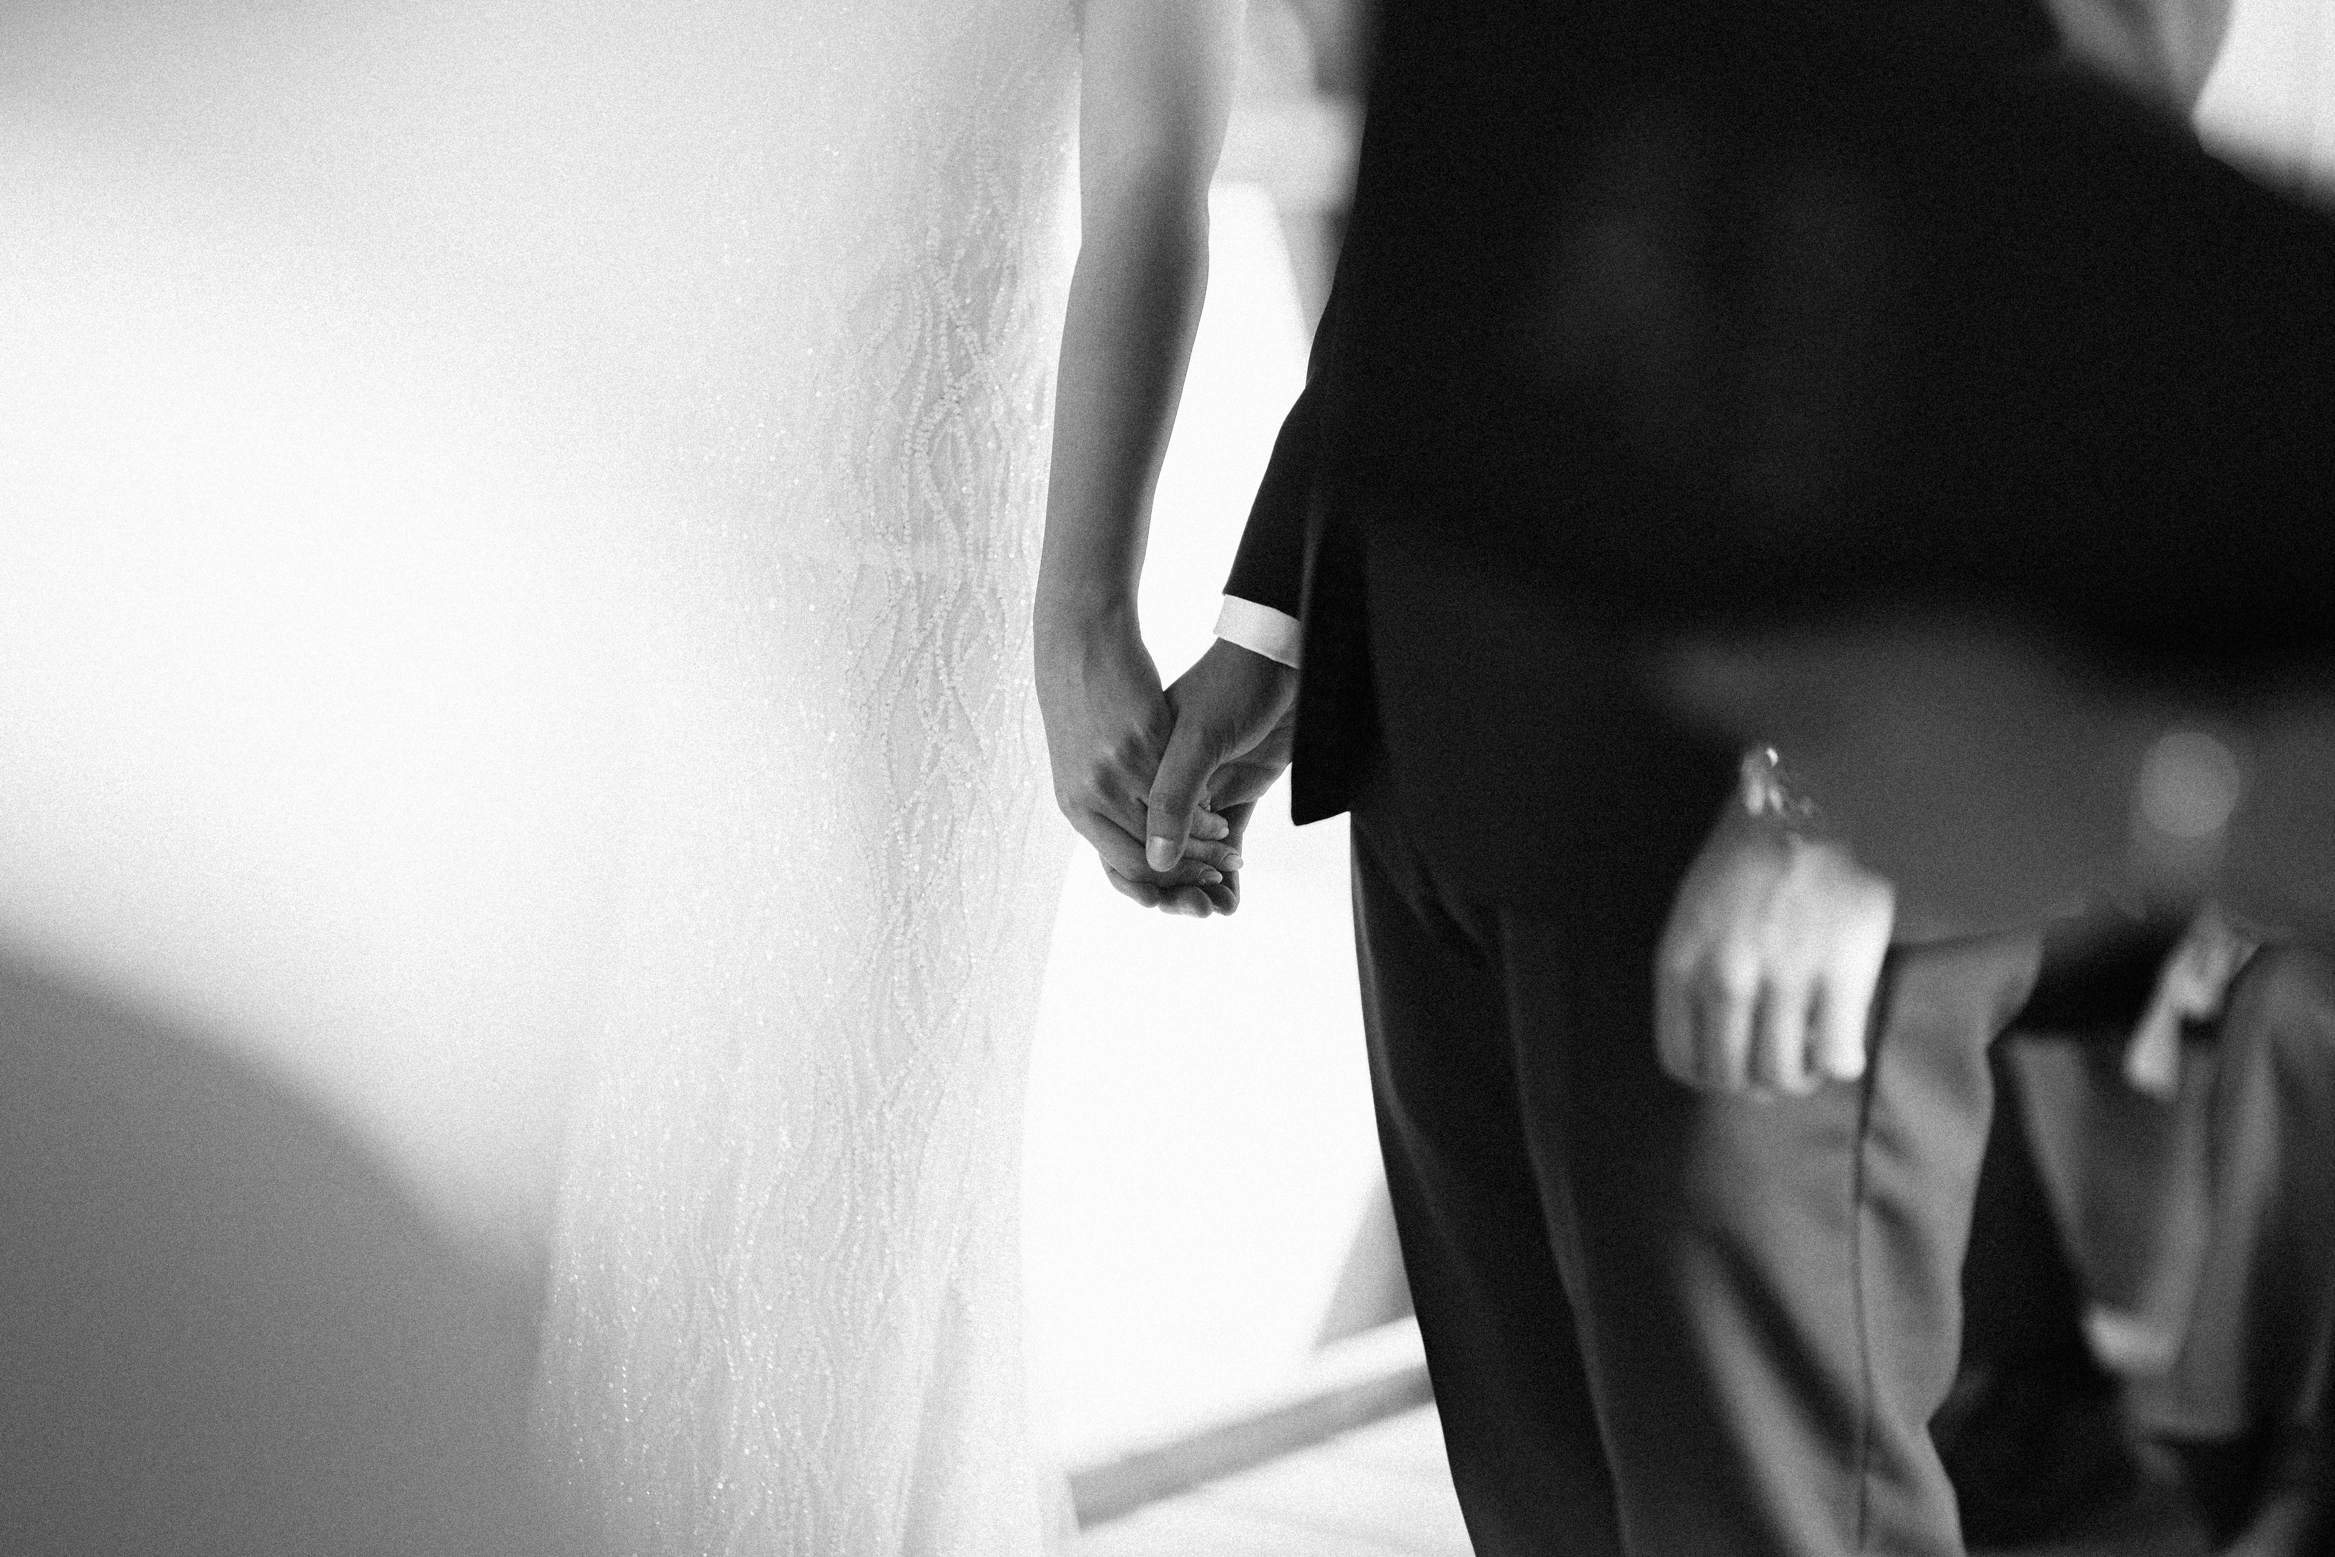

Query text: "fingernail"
[1200, 869, 1223, 885]
[1221, 852, 1244, 872]
[1146, 837, 1178, 872]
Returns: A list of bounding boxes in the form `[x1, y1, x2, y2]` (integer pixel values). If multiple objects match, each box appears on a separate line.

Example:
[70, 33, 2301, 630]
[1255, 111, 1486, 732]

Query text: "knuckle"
[1705, 951, 1759, 1000]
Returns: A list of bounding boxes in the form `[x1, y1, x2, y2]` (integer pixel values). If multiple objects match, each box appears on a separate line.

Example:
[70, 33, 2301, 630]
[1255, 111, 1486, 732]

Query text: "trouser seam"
[1849, 1044, 1884, 1554]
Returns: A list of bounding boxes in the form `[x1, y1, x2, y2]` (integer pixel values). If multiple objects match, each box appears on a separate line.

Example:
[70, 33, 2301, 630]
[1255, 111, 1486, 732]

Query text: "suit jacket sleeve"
[1222, 278, 1341, 619]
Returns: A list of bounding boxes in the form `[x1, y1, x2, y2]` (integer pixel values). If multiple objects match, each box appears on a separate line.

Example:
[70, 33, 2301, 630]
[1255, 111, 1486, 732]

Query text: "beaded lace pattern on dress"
[529, 3, 1081, 1552]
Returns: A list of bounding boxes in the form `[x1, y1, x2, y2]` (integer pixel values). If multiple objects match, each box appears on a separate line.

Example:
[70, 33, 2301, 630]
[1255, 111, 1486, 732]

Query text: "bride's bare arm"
[1036, 0, 1246, 915]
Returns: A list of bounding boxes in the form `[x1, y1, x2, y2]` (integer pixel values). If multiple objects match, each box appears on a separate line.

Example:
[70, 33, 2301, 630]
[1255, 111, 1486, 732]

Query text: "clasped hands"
[1037, 615, 1296, 917]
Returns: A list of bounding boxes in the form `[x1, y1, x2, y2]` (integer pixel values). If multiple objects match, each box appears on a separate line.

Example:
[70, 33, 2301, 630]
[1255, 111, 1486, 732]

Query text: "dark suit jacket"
[1227, 0, 2335, 909]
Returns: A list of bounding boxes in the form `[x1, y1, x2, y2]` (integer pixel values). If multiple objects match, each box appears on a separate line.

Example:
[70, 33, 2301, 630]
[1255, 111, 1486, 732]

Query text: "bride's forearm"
[1037, 191, 1210, 644]
[1038, 0, 1241, 652]
[1035, 2, 1249, 919]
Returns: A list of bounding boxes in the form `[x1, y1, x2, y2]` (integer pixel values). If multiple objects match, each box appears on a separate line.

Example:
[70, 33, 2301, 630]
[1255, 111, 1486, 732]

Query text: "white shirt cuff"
[1214, 595, 1302, 669]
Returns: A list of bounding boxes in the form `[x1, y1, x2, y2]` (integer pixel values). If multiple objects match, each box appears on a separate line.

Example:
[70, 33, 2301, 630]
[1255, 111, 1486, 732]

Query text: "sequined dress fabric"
[524, 2, 1081, 1552]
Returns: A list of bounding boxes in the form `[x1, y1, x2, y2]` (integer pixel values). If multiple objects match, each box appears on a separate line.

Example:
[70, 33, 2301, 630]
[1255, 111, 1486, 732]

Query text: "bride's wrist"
[1033, 582, 1138, 648]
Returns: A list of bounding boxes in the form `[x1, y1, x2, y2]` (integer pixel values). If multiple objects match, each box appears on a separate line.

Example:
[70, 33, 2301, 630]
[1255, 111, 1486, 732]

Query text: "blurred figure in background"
[1944, 904, 2335, 1555]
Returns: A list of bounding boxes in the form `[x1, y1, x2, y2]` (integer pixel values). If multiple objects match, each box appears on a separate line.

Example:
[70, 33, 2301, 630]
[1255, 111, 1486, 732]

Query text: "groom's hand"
[1142, 639, 1299, 914]
[1654, 805, 1895, 1098]
[1035, 608, 1245, 909]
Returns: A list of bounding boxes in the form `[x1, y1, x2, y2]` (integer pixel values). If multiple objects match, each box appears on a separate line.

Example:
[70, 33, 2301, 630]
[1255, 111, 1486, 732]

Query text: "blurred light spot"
[2136, 728, 2244, 840]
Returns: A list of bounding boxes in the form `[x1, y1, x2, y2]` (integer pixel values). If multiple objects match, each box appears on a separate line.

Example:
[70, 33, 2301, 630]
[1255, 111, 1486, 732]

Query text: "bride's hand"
[1102, 805, 1242, 916]
[1035, 605, 1242, 913]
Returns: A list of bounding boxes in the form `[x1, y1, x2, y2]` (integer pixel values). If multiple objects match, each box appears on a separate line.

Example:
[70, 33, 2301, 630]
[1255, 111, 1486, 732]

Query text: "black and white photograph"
[5, 1, 2335, 1554]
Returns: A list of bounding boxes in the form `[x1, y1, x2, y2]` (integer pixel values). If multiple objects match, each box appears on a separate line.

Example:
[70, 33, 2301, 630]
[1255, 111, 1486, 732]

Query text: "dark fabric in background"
[1228, 0, 2335, 900]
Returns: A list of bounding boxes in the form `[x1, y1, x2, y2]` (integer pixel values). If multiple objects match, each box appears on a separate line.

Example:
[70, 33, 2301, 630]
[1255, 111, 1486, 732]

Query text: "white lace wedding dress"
[526, 2, 1083, 1552]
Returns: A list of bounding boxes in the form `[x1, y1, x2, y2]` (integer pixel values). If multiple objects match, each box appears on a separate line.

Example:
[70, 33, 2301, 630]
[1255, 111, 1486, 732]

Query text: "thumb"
[1146, 715, 1224, 873]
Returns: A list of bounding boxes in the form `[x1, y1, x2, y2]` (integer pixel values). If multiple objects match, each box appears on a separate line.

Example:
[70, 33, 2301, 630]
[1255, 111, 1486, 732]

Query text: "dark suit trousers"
[1350, 796, 2042, 1556]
